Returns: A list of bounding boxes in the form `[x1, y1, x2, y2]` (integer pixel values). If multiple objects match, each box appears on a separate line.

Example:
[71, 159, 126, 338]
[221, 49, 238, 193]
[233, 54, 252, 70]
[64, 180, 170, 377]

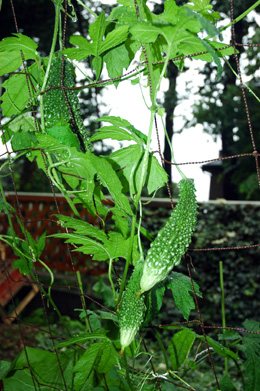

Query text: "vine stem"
[76, 270, 92, 331]
[47, 156, 81, 218]
[134, 42, 173, 208]
[38, 259, 54, 305]
[38, 2, 81, 218]
[40, 2, 60, 130]
[219, 0, 260, 34]
[108, 257, 116, 302]
[219, 261, 228, 376]
[75, 0, 97, 17]
[117, 214, 137, 305]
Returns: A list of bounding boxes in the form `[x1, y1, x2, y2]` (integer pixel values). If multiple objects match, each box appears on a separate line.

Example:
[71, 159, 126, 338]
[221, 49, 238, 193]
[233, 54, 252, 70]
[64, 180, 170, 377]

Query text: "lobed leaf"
[0, 52, 22, 76]
[166, 272, 202, 321]
[168, 329, 196, 370]
[0, 33, 38, 60]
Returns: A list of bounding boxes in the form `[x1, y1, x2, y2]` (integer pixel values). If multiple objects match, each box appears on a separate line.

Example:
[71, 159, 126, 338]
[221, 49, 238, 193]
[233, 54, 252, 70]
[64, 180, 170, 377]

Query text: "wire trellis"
[0, 0, 260, 390]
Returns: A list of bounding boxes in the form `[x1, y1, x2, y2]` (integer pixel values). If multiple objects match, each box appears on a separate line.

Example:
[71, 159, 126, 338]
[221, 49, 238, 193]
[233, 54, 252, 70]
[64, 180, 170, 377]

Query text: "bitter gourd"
[140, 178, 198, 293]
[119, 260, 146, 352]
[43, 56, 91, 152]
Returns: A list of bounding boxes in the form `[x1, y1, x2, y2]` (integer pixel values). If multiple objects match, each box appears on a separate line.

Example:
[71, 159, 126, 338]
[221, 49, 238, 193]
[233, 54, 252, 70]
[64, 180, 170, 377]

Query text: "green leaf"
[213, 376, 237, 391]
[4, 347, 73, 390]
[0, 52, 22, 76]
[97, 115, 147, 143]
[103, 43, 131, 85]
[0, 33, 38, 60]
[54, 233, 110, 260]
[110, 207, 130, 238]
[55, 331, 108, 348]
[74, 341, 118, 372]
[11, 131, 37, 151]
[92, 55, 103, 80]
[37, 230, 47, 258]
[69, 34, 95, 55]
[168, 329, 196, 370]
[3, 369, 36, 391]
[166, 272, 202, 321]
[176, 31, 212, 62]
[89, 12, 106, 56]
[143, 282, 165, 326]
[0, 193, 15, 214]
[210, 40, 236, 57]
[1, 62, 40, 117]
[65, 23, 128, 62]
[54, 230, 139, 263]
[46, 124, 81, 150]
[97, 341, 119, 373]
[88, 153, 133, 216]
[200, 38, 223, 79]
[106, 231, 139, 262]
[7, 113, 37, 133]
[107, 145, 143, 193]
[13, 239, 34, 275]
[99, 25, 129, 54]
[244, 341, 260, 391]
[73, 341, 118, 391]
[90, 125, 139, 143]
[97, 310, 118, 322]
[241, 320, 260, 391]
[147, 154, 168, 194]
[55, 215, 107, 241]
[52, 215, 138, 262]
[0, 361, 11, 379]
[185, 6, 221, 38]
[108, 145, 168, 195]
[130, 22, 161, 43]
[154, 0, 179, 24]
[196, 335, 239, 360]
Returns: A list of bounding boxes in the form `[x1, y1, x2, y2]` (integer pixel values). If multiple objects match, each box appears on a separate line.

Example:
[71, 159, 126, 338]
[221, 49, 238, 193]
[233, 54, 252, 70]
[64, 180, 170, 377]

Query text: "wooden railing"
[0, 192, 110, 319]
[0, 192, 110, 274]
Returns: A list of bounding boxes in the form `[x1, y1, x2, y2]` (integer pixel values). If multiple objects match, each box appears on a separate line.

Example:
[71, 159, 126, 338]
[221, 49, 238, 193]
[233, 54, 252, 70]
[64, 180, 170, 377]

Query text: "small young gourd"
[119, 260, 146, 352]
[140, 178, 198, 293]
[43, 56, 91, 152]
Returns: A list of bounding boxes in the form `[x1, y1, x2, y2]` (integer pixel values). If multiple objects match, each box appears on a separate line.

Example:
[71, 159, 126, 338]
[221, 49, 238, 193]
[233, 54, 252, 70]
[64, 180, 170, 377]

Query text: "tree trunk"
[163, 62, 178, 184]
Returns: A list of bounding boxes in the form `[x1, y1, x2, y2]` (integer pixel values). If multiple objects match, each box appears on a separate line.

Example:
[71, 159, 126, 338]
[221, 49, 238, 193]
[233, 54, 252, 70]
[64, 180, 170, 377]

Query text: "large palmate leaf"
[3, 347, 73, 391]
[168, 329, 196, 370]
[53, 215, 139, 262]
[166, 272, 202, 321]
[64, 14, 129, 61]
[95, 115, 148, 144]
[0, 52, 22, 76]
[1, 62, 41, 117]
[0, 33, 38, 60]
[240, 319, 260, 391]
[33, 133, 132, 215]
[107, 144, 168, 195]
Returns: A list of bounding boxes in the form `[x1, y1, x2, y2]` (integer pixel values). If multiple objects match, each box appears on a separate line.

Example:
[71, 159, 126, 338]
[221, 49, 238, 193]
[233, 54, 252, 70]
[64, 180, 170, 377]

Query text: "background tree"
[188, 0, 260, 199]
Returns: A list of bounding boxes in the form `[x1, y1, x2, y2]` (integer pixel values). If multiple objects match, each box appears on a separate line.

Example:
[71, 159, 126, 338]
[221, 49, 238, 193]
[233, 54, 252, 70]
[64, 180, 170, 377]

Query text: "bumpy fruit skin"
[43, 56, 91, 151]
[119, 260, 146, 351]
[140, 178, 198, 293]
